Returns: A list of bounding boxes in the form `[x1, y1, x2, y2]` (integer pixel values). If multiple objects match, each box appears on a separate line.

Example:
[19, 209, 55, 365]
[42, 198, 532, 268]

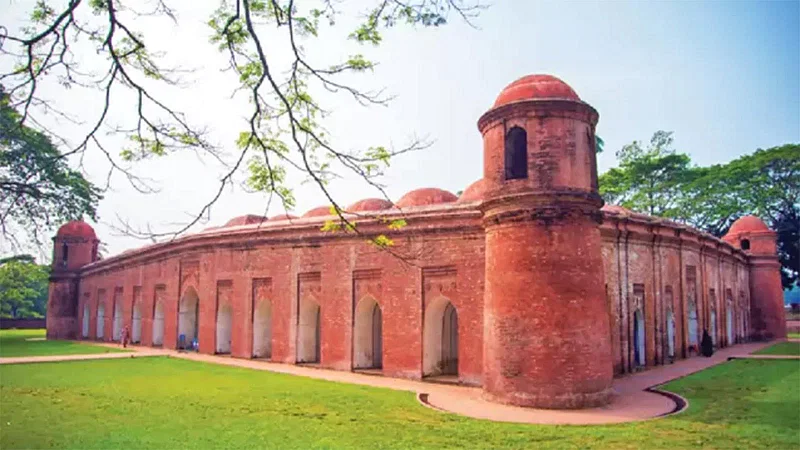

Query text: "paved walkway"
[0, 340, 782, 425]
[0, 350, 161, 365]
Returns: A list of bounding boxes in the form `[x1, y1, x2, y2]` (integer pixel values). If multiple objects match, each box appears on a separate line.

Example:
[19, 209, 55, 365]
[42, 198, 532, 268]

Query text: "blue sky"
[2, 0, 798, 256]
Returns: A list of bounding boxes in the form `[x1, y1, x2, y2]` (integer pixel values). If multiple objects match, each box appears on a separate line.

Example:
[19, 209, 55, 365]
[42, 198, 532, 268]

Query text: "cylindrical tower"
[722, 215, 786, 340]
[479, 75, 614, 409]
[47, 220, 99, 339]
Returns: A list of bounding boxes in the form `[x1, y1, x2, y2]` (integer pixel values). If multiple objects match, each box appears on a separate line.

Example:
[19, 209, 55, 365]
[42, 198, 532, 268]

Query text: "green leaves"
[0, 259, 50, 319]
[0, 86, 102, 249]
[599, 131, 693, 218]
[599, 133, 799, 288]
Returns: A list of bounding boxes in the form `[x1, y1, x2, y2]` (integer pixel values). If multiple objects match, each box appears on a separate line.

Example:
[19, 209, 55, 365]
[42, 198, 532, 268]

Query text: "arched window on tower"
[740, 239, 750, 250]
[504, 126, 528, 180]
[61, 242, 69, 267]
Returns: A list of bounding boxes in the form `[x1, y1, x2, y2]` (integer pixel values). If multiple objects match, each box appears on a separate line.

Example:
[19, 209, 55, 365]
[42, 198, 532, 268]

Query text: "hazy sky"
[2, 0, 798, 258]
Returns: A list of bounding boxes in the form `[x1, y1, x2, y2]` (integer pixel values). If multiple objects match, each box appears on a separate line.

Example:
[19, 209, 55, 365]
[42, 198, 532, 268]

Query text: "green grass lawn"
[753, 341, 800, 356]
[1, 357, 798, 449]
[788, 332, 800, 339]
[0, 329, 129, 358]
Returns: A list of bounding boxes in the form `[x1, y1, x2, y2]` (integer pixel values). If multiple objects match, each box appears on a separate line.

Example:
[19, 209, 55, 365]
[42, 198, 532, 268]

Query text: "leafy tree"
[0, 87, 103, 252]
[0, 0, 483, 250]
[685, 144, 799, 288]
[600, 138, 799, 289]
[0, 258, 50, 319]
[599, 131, 696, 218]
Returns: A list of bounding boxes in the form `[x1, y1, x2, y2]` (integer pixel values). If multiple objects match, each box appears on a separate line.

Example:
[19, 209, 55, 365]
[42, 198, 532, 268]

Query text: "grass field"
[0, 329, 129, 358]
[753, 341, 800, 356]
[788, 332, 800, 339]
[1, 357, 797, 449]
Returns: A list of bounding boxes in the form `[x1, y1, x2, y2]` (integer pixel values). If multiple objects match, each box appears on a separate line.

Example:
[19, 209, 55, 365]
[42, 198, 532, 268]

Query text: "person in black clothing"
[701, 328, 714, 357]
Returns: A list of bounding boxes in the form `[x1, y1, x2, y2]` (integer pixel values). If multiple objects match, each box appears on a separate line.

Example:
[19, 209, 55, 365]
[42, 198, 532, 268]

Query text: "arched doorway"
[423, 298, 458, 377]
[112, 298, 123, 341]
[739, 310, 746, 342]
[710, 308, 717, 346]
[132, 302, 142, 344]
[96, 303, 105, 339]
[726, 303, 733, 345]
[354, 297, 383, 370]
[297, 300, 321, 363]
[688, 302, 698, 350]
[216, 304, 232, 354]
[633, 309, 645, 367]
[178, 287, 199, 350]
[152, 301, 164, 346]
[82, 303, 90, 338]
[252, 300, 272, 358]
[666, 309, 675, 358]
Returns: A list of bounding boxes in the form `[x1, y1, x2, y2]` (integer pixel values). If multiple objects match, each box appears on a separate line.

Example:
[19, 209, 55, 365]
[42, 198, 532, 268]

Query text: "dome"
[726, 215, 770, 236]
[224, 215, 267, 227]
[347, 198, 393, 212]
[601, 204, 633, 216]
[395, 188, 458, 208]
[303, 206, 333, 218]
[269, 214, 298, 221]
[56, 220, 96, 239]
[493, 74, 580, 108]
[457, 179, 487, 203]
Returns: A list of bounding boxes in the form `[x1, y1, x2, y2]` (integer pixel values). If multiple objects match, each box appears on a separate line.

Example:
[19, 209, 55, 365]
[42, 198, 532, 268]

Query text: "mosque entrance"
[112, 298, 123, 341]
[423, 298, 459, 378]
[688, 302, 698, 351]
[297, 301, 321, 363]
[152, 301, 164, 346]
[633, 309, 645, 367]
[82, 303, 89, 338]
[710, 309, 717, 347]
[178, 288, 199, 350]
[132, 303, 142, 344]
[96, 303, 105, 339]
[726, 305, 733, 345]
[354, 298, 383, 370]
[216, 304, 233, 354]
[252, 300, 272, 358]
[666, 309, 675, 359]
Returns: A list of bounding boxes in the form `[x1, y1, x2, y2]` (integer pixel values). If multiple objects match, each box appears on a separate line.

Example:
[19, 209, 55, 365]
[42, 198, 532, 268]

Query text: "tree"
[0, 258, 50, 319]
[0, 0, 484, 251]
[0, 86, 102, 252]
[599, 131, 696, 218]
[600, 138, 799, 289]
[684, 144, 799, 288]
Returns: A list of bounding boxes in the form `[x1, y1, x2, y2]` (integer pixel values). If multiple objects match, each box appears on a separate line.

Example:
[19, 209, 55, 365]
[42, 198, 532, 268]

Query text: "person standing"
[121, 325, 130, 348]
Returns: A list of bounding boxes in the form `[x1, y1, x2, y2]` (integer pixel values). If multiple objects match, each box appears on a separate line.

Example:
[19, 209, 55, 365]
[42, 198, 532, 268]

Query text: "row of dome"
[223, 182, 490, 227]
[56, 180, 770, 238]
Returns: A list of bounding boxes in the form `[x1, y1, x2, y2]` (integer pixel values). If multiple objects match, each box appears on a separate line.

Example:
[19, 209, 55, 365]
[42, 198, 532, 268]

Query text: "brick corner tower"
[478, 74, 614, 409]
[722, 215, 786, 340]
[47, 220, 99, 339]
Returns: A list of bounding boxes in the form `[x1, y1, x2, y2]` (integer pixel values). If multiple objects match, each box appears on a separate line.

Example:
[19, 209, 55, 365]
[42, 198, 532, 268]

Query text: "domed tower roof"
[224, 215, 267, 227]
[725, 215, 770, 236]
[493, 74, 580, 107]
[302, 206, 333, 218]
[268, 214, 298, 221]
[395, 188, 458, 208]
[56, 220, 96, 240]
[347, 198, 393, 212]
[457, 179, 487, 203]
